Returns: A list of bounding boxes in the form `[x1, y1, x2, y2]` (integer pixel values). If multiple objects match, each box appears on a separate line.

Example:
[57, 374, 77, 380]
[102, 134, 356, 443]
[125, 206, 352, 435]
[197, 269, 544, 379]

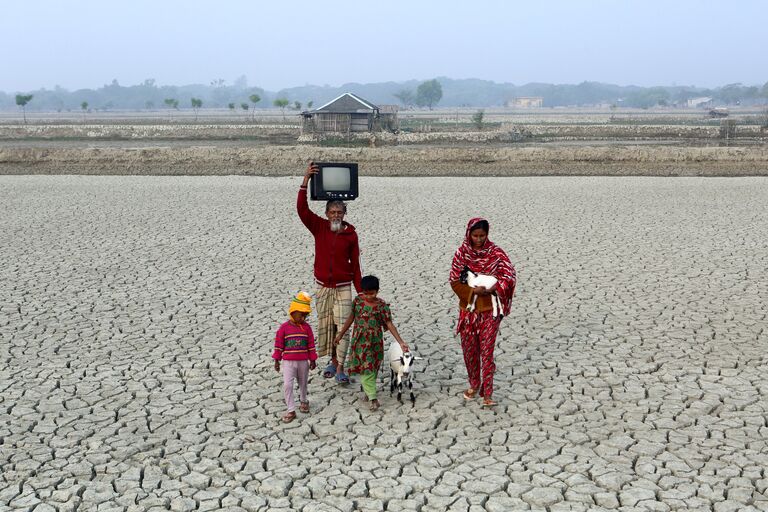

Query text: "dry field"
[2, 175, 767, 511]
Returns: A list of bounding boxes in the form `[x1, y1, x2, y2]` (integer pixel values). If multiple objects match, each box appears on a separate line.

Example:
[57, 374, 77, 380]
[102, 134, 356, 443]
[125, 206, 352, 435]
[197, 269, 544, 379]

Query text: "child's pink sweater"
[272, 321, 318, 361]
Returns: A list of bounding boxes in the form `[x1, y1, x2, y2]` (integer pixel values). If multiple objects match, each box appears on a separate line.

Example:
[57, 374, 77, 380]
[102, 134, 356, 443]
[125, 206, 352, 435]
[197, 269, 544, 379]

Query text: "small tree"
[81, 101, 89, 121]
[307, 100, 314, 110]
[760, 107, 768, 131]
[248, 94, 261, 121]
[472, 110, 485, 131]
[164, 98, 179, 120]
[228, 102, 236, 112]
[241, 103, 249, 120]
[393, 89, 414, 108]
[719, 118, 737, 140]
[293, 101, 302, 111]
[15, 94, 33, 124]
[273, 98, 289, 120]
[416, 79, 443, 110]
[191, 98, 202, 121]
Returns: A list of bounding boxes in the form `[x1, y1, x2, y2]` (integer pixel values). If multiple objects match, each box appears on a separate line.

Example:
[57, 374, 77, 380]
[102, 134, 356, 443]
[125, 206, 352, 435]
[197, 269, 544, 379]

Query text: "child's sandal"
[282, 411, 296, 423]
[299, 401, 310, 413]
[369, 399, 380, 411]
[481, 398, 498, 408]
[463, 389, 477, 400]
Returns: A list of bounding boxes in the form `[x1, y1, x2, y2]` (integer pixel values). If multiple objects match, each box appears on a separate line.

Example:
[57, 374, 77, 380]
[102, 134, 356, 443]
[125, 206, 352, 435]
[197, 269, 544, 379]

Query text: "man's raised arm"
[298, 162, 322, 232]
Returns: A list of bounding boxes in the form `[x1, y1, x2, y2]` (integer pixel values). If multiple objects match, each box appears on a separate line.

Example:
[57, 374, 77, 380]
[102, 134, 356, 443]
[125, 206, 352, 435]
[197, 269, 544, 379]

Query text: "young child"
[334, 275, 409, 411]
[273, 291, 318, 423]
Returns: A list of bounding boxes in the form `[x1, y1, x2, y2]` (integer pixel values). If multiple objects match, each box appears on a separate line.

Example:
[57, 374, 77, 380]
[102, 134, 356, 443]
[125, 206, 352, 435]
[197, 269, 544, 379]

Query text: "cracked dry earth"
[1, 175, 767, 512]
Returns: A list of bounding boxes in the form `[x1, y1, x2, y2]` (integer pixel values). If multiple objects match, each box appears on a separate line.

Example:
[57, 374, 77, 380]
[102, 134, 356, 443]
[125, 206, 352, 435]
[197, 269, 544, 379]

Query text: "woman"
[449, 217, 516, 407]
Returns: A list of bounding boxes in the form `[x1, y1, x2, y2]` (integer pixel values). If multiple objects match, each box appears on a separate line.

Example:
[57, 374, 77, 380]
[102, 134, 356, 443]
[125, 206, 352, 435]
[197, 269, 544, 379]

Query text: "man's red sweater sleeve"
[351, 238, 362, 292]
[297, 185, 322, 233]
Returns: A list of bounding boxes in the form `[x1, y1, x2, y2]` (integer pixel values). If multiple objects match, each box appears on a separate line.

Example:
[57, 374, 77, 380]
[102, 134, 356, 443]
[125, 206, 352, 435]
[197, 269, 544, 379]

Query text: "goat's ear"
[413, 356, 423, 360]
[400, 356, 404, 364]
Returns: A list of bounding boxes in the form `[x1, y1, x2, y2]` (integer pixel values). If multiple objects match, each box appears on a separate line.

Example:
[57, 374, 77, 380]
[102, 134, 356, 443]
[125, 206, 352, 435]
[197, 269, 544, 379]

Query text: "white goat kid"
[460, 265, 502, 319]
[388, 341, 417, 403]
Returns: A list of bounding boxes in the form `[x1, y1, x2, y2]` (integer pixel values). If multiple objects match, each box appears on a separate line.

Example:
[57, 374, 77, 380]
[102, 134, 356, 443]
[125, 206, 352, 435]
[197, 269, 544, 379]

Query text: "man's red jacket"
[297, 186, 362, 292]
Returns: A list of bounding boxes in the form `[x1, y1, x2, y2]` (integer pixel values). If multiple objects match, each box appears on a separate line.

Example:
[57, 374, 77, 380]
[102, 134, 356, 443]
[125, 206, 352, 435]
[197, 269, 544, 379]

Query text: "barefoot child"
[273, 291, 318, 423]
[333, 275, 409, 411]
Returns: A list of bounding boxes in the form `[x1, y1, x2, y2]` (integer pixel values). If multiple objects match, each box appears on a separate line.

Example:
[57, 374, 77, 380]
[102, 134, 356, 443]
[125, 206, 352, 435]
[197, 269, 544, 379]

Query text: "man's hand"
[302, 161, 319, 187]
[274, 360, 280, 372]
[309, 360, 317, 370]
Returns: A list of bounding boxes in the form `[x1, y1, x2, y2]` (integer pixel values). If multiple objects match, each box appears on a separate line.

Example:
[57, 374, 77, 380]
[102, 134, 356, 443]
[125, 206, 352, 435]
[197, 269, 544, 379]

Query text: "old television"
[310, 162, 359, 201]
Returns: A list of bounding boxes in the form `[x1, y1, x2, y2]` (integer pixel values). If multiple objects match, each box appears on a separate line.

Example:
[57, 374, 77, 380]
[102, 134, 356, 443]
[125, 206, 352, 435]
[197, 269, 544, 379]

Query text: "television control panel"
[324, 192, 356, 199]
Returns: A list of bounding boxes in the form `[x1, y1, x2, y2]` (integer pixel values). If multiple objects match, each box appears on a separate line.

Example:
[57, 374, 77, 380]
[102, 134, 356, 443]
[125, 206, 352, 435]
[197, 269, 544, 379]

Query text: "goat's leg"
[389, 370, 395, 395]
[466, 296, 476, 312]
[409, 380, 415, 404]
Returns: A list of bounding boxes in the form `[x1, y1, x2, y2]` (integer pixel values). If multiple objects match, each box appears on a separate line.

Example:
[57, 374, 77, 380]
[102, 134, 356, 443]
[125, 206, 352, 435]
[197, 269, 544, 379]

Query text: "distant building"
[507, 96, 544, 108]
[300, 93, 398, 133]
[687, 97, 713, 108]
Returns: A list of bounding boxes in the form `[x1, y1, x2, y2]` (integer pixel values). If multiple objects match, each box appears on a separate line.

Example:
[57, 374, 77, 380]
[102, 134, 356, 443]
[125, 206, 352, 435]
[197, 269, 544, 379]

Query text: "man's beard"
[330, 220, 342, 232]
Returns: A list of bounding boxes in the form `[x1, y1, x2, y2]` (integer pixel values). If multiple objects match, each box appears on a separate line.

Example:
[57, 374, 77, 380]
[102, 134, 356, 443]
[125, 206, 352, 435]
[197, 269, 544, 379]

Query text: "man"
[297, 161, 362, 384]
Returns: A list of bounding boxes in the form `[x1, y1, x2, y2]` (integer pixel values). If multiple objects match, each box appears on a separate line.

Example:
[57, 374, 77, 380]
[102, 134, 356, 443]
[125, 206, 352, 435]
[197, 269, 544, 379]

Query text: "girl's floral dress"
[346, 295, 392, 375]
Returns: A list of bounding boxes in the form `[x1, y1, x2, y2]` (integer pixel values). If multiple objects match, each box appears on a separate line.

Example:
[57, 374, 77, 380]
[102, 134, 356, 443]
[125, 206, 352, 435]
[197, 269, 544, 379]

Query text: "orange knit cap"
[288, 291, 312, 315]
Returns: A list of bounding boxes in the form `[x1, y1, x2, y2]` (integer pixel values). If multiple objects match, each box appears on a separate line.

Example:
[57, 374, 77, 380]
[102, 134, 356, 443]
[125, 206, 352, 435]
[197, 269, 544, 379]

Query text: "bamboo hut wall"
[316, 113, 351, 132]
[350, 114, 370, 132]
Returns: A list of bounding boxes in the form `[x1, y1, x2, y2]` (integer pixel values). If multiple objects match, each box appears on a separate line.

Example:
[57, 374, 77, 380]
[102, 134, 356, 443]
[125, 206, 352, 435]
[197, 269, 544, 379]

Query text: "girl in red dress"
[334, 275, 409, 411]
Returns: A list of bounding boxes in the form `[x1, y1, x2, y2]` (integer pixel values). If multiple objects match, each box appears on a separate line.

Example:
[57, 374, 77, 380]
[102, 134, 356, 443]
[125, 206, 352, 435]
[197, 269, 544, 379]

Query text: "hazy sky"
[3, 0, 766, 93]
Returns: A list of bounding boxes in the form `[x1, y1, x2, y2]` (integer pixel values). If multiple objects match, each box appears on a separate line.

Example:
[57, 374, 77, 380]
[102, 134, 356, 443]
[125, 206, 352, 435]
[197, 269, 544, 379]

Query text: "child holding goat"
[333, 275, 409, 411]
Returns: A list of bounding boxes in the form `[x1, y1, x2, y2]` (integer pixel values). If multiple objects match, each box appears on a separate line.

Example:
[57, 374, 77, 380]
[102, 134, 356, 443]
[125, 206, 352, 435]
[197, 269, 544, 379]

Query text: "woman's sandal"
[322, 363, 336, 379]
[481, 398, 498, 408]
[299, 401, 310, 413]
[463, 388, 477, 400]
[335, 371, 350, 385]
[369, 399, 380, 411]
[282, 411, 296, 423]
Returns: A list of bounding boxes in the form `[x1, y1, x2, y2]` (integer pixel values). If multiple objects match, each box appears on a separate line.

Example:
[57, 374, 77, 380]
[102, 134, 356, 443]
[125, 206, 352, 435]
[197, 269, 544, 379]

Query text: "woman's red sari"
[449, 217, 517, 333]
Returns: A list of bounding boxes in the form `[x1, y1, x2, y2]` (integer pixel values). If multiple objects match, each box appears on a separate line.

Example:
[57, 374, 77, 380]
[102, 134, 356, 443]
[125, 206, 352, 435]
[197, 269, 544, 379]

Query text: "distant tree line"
[0, 78, 309, 114]
[3, 77, 767, 112]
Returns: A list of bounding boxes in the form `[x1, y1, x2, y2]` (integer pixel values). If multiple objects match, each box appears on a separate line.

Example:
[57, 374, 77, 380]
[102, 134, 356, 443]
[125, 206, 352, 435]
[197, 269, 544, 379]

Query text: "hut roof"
[312, 93, 378, 114]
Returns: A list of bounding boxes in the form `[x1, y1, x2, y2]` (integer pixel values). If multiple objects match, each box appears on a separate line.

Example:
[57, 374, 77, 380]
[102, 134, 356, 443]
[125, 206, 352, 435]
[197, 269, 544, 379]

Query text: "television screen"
[310, 162, 359, 200]
[322, 167, 351, 191]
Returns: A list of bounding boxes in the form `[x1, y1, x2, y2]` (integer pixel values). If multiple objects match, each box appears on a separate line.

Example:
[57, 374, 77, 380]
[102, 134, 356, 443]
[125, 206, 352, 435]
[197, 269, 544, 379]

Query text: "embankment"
[2, 145, 768, 176]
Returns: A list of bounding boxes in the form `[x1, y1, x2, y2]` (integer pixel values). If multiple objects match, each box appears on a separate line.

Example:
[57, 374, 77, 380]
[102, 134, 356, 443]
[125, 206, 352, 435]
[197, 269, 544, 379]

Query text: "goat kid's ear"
[412, 356, 423, 360]
[400, 356, 404, 364]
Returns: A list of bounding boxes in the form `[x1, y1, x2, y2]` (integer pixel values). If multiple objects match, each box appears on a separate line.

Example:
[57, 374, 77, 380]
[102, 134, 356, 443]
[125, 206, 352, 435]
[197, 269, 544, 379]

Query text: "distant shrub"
[719, 119, 736, 139]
